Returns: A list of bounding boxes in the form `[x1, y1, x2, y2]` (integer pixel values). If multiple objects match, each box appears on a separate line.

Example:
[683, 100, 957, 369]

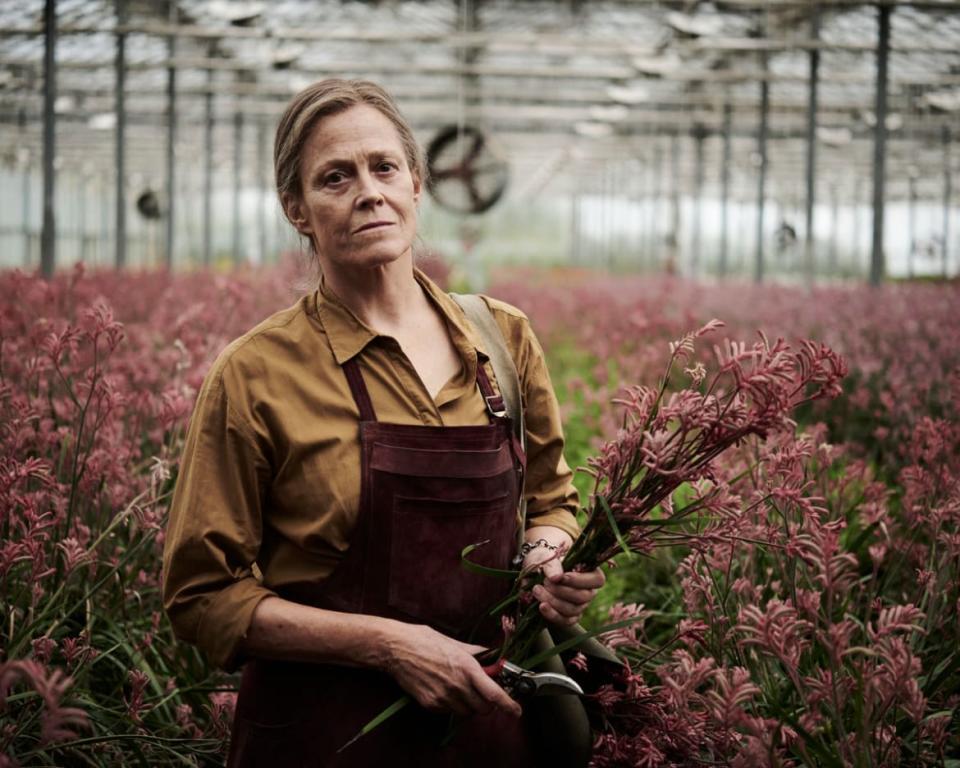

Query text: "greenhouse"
[1, 1, 959, 766]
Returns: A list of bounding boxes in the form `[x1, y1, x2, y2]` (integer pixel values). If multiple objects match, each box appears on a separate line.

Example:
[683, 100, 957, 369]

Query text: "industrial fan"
[425, 125, 509, 214]
[135, 189, 163, 220]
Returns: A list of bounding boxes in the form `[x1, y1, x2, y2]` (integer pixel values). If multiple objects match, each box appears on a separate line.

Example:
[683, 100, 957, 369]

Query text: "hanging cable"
[455, 0, 470, 163]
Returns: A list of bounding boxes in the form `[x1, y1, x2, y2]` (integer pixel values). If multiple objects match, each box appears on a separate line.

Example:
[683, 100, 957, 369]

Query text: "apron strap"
[448, 293, 528, 552]
[475, 363, 507, 418]
[341, 357, 377, 422]
[343, 349, 504, 426]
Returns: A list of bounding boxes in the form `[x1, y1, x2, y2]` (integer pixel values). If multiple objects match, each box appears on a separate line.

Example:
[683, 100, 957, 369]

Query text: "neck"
[321, 251, 427, 331]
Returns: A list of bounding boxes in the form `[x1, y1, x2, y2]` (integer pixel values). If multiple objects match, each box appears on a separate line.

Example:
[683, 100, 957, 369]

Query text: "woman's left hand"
[522, 526, 605, 627]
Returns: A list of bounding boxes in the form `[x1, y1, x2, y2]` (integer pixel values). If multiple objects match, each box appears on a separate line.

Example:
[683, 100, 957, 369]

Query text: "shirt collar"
[314, 275, 377, 365]
[313, 267, 491, 369]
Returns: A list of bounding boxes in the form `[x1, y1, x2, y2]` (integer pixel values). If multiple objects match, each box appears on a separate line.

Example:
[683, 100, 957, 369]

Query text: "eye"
[323, 170, 347, 186]
[377, 161, 398, 173]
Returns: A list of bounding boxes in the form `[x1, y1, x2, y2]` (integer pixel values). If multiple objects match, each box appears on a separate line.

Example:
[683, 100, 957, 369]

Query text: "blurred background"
[0, 0, 958, 286]
[2, 8, 960, 764]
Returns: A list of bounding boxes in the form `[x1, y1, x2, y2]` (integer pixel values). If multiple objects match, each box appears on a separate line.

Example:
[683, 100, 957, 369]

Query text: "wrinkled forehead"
[300, 104, 409, 172]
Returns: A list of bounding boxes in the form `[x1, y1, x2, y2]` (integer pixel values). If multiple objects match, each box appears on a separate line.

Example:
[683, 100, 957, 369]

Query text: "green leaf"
[597, 495, 633, 559]
[519, 614, 644, 668]
[846, 521, 879, 554]
[629, 515, 698, 527]
[772, 710, 844, 768]
[487, 591, 521, 616]
[337, 695, 411, 754]
[921, 651, 958, 698]
[460, 541, 521, 580]
[23, 734, 225, 756]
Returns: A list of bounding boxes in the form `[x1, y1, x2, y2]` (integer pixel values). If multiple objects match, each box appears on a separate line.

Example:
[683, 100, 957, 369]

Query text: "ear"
[282, 192, 312, 237]
[412, 173, 422, 204]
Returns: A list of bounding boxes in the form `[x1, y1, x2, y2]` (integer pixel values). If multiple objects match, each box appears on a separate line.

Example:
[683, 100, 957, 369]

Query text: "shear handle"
[482, 657, 535, 697]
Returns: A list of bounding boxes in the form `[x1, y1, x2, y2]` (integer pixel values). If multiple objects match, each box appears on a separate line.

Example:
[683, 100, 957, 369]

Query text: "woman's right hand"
[381, 622, 522, 719]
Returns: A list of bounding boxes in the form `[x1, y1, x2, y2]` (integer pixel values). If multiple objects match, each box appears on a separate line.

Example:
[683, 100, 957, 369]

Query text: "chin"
[347, 244, 413, 271]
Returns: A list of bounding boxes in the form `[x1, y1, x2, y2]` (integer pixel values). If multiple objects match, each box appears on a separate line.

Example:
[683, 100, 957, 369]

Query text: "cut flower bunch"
[497, 320, 848, 666]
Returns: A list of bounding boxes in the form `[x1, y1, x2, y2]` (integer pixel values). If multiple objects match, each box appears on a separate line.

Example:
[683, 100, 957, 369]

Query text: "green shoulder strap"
[450, 292, 622, 670]
[449, 292, 527, 551]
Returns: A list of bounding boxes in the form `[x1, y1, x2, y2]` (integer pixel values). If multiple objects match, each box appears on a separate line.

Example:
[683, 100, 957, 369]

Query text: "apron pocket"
[388, 495, 513, 634]
[228, 717, 308, 768]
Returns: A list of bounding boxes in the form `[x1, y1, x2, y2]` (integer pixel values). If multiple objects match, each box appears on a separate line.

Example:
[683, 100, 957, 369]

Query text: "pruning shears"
[336, 657, 584, 754]
[482, 657, 583, 699]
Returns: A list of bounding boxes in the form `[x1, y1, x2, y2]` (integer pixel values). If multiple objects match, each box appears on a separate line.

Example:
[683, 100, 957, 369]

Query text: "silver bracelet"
[512, 538, 558, 566]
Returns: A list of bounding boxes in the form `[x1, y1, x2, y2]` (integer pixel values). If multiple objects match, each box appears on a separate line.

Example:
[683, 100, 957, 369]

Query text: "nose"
[355, 169, 384, 209]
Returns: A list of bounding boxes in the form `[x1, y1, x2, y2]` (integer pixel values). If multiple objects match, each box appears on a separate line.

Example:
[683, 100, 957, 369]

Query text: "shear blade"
[528, 672, 584, 696]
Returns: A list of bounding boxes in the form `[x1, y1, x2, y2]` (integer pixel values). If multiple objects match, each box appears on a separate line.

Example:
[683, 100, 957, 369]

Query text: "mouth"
[353, 222, 394, 234]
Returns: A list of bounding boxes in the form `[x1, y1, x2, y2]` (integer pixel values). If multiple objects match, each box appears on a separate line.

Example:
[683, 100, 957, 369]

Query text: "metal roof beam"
[5, 54, 960, 87]
[3, 78, 937, 115]
[4, 22, 960, 55]
[3, 105, 952, 144]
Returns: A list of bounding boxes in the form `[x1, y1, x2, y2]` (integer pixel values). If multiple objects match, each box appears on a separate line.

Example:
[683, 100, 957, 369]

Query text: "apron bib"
[227, 357, 534, 768]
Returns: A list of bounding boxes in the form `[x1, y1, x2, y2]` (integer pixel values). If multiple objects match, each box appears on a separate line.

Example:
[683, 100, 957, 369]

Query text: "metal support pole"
[908, 174, 917, 278]
[870, 3, 891, 286]
[164, 0, 177, 270]
[755, 50, 770, 283]
[720, 102, 732, 277]
[642, 157, 652, 266]
[18, 109, 31, 267]
[596, 166, 605, 268]
[40, 0, 57, 279]
[114, 0, 126, 269]
[203, 59, 214, 267]
[603, 162, 613, 268]
[854, 177, 864, 274]
[943, 125, 952, 278]
[804, 6, 820, 287]
[737, 196, 748, 274]
[829, 184, 839, 273]
[570, 193, 580, 265]
[612, 162, 620, 267]
[458, 0, 484, 287]
[257, 117, 268, 264]
[233, 109, 243, 264]
[610, 163, 618, 268]
[78, 173, 88, 264]
[669, 131, 680, 274]
[100, 172, 109, 266]
[23, 166, 33, 267]
[691, 126, 705, 277]
[652, 139, 663, 269]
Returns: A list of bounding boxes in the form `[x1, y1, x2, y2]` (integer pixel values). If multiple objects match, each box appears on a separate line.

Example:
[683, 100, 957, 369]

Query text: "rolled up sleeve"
[162, 368, 277, 672]
[486, 302, 581, 542]
[519, 328, 581, 540]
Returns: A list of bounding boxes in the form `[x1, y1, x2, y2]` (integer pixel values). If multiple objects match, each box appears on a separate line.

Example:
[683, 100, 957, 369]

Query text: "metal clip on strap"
[485, 393, 507, 417]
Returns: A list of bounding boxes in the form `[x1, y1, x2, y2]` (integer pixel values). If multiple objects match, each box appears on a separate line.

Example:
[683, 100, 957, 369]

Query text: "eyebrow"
[309, 151, 400, 179]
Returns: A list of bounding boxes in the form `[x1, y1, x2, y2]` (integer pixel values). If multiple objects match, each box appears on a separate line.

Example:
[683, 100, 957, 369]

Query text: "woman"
[162, 79, 605, 767]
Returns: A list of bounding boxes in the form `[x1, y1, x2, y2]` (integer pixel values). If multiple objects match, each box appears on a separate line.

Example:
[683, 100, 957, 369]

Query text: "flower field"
[493, 269, 960, 766]
[1, 261, 959, 766]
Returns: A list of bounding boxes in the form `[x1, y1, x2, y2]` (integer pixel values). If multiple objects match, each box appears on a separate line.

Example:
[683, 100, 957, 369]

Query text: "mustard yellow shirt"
[162, 268, 580, 671]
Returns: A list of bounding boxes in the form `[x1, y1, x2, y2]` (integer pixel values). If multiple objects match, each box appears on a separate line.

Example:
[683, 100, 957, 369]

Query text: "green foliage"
[544, 338, 606, 504]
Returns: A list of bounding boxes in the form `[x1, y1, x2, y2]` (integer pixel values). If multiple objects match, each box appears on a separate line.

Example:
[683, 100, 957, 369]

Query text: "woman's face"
[286, 104, 421, 273]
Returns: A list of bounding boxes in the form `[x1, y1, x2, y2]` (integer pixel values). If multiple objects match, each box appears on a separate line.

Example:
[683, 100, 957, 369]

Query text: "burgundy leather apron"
[227, 355, 534, 768]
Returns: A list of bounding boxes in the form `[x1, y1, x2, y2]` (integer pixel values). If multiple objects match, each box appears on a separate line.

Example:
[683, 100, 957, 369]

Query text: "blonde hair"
[274, 78, 426, 227]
